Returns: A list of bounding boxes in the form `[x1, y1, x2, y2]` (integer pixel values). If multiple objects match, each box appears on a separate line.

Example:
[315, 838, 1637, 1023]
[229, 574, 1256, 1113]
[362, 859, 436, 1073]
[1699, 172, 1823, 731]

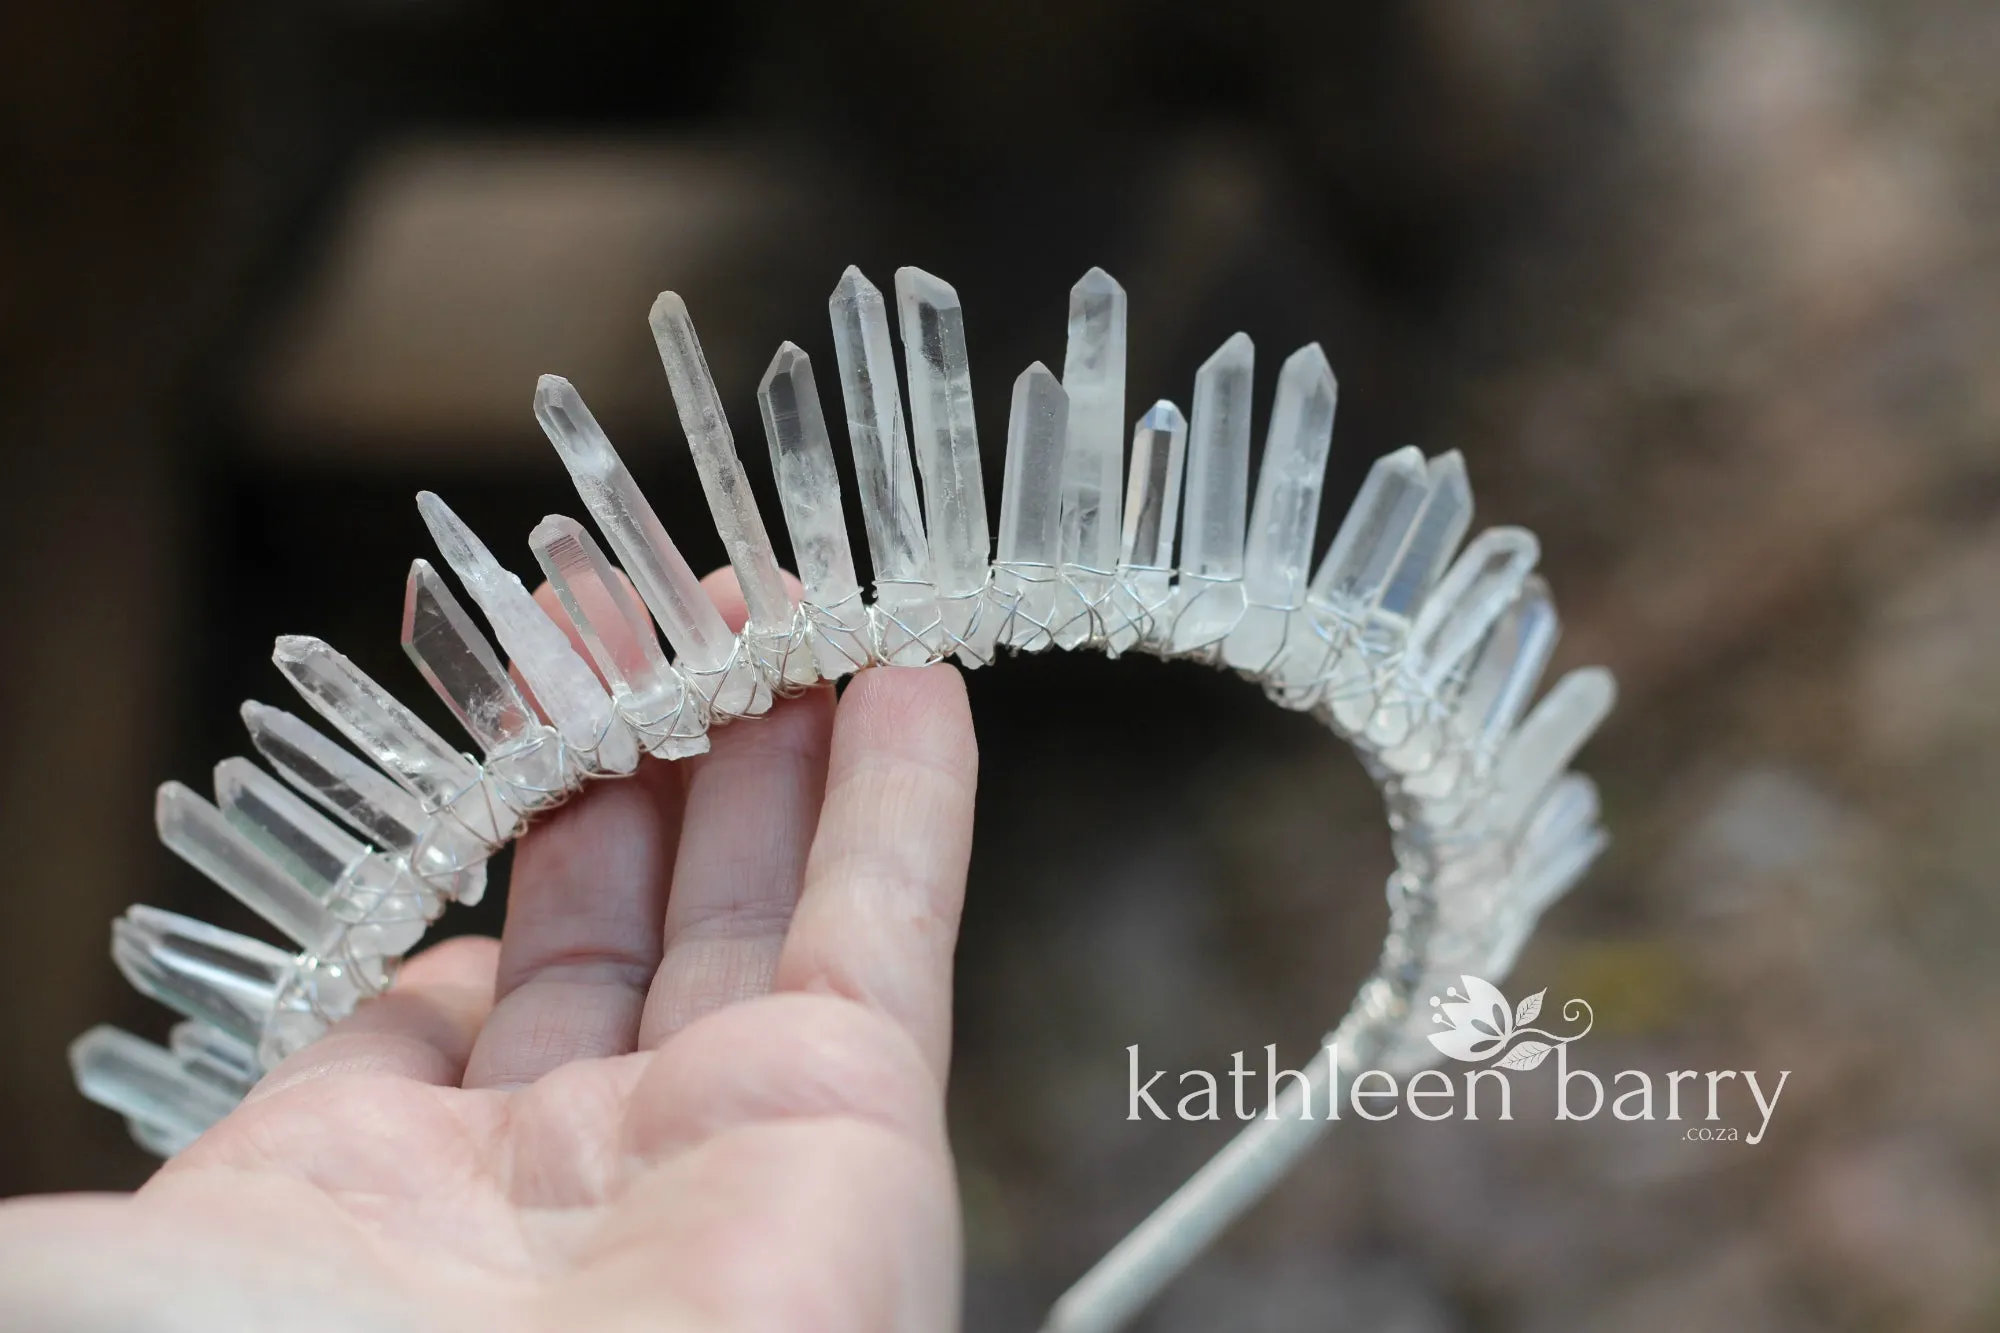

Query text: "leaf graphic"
[1496, 1040, 1552, 1071]
[1459, 975, 1513, 1042]
[1514, 989, 1546, 1026]
[1429, 1027, 1506, 1062]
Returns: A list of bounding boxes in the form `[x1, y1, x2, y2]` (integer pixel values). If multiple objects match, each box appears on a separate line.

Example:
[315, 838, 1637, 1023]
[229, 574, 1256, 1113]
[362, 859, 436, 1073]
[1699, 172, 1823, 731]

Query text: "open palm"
[0, 573, 979, 1333]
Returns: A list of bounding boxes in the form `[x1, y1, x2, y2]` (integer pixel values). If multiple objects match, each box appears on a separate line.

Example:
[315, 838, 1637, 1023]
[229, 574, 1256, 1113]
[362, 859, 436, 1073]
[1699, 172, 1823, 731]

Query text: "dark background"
[5, 1, 1999, 1328]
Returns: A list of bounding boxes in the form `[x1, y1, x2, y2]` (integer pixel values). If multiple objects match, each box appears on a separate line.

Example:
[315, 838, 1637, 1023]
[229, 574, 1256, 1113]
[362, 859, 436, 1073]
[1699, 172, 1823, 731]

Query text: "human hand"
[0, 569, 979, 1333]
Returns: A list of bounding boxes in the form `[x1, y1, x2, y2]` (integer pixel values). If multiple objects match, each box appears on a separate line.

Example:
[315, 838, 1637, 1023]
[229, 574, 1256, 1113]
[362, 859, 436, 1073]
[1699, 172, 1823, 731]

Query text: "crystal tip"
[648, 290, 691, 329]
[1073, 265, 1123, 296]
[894, 265, 959, 308]
[1141, 400, 1185, 430]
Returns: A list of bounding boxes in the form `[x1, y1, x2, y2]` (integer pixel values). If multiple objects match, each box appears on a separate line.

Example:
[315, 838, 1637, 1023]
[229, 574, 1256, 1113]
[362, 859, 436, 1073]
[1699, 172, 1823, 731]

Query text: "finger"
[459, 584, 687, 1090]
[636, 567, 835, 1047]
[772, 663, 977, 1082]
[249, 935, 501, 1096]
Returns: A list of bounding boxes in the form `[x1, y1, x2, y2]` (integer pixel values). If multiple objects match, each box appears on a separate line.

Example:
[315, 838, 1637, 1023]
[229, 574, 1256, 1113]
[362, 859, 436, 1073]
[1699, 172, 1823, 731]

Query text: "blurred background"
[5, 0, 1999, 1327]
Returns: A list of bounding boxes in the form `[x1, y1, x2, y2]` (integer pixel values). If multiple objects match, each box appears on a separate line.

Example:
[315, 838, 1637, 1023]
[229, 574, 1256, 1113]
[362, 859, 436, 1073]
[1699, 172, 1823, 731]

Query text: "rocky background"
[4, 1, 1998, 1328]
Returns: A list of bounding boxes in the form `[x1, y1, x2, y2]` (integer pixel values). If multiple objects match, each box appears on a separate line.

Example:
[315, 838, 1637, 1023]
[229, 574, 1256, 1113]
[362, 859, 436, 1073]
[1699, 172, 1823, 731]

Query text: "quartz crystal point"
[1052, 267, 1128, 648]
[273, 635, 517, 847]
[402, 558, 569, 805]
[112, 904, 296, 1049]
[1400, 579, 1560, 806]
[895, 266, 997, 664]
[829, 266, 941, 664]
[758, 342, 869, 677]
[1171, 333, 1255, 653]
[71, 1026, 239, 1146]
[1226, 343, 1338, 673]
[993, 362, 1071, 650]
[416, 492, 638, 775]
[1486, 666, 1616, 840]
[170, 1020, 262, 1092]
[241, 700, 488, 903]
[648, 293, 812, 689]
[1111, 400, 1188, 653]
[533, 375, 764, 716]
[1379, 452, 1474, 620]
[530, 515, 709, 759]
[214, 757, 428, 957]
[157, 780, 351, 957]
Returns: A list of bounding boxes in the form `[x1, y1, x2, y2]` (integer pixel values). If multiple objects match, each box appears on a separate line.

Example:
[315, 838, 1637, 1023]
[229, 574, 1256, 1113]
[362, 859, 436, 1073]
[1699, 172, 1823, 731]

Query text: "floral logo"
[1427, 975, 1594, 1071]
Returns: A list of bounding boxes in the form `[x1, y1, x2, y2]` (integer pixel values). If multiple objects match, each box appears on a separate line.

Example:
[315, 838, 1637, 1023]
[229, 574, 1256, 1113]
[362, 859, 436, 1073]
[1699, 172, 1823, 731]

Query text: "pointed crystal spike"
[400, 560, 538, 755]
[648, 293, 809, 688]
[169, 1020, 263, 1093]
[1110, 400, 1188, 653]
[533, 375, 764, 716]
[1307, 446, 1431, 611]
[993, 362, 1071, 650]
[1052, 267, 1128, 649]
[1486, 666, 1617, 839]
[157, 781, 349, 955]
[759, 342, 869, 678]
[1378, 451, 1474, 620]
[272, 634, 515, 846]
[1170, 333, 1254, 653]
[1462, 577, 1560, 751]
[112, 905, 294, 1048]
[71, 1026, 240, 1143]
[530, 515, 709, 759]
[1226, 343, 1339, 673]
[895, 266, 996, 665]
[241, 700, 488, 903]
[416, 492, 638, 775]
[829, 266, 941, 664]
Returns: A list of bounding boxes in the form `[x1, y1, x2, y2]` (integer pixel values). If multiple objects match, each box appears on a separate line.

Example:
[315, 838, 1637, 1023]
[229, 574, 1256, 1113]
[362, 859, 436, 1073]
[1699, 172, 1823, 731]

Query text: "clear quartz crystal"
[112, 905, 295, 1048]
[169, 1020, 262, 1092]
[993, 362, 1071, 650]
[1171, 333, 1255, 653]
[241, 700, 488, 903]
[759, 342, 869, 677]
[829, 266, 941, 664]
[1112, 400, 1188, 653]
[530, 515, 709, 759]
[895, 266, 996, 664]
[417, 492, 638, 775]
[70, 1026, 240, 1144]
[1052, 267, 1127, 648]
[648, 293, 811, 688]
[156, 780, 350, 957]
[533, 375, 765, 716]
[272, 634, 518, 847]
[213, 758, 428, 956]
[1402, 579, 1559, 806]
[1226, 343, 1338, 673]
[1485, 666, 1617, 840]
[401, 558, 569, 804]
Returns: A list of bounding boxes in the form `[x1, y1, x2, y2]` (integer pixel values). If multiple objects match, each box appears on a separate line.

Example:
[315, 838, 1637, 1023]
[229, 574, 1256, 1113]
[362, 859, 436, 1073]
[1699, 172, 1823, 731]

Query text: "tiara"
[69, 265, 1613, 1332]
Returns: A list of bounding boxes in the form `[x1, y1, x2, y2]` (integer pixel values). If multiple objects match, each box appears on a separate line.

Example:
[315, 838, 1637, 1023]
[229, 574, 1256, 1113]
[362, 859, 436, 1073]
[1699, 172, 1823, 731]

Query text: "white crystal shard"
[1486, 666, 1616, 839]
[1053, 267, 1128, 648]
[1226, 343, 1339, 673]
[112, 905, 294, 1048]
[169, 1020, 262, 1092]
[241, 700, 488, 903]
[530, 515, 709, 759]
[758, 342, 869, 678]
[1462, 579, 1560, 751]
[1379, 451, 1473, 619]
[829, 266, 941, 664]
[416, 492, 639, 775]
[993, 362, 1071, 650]
[533, 375, 765, 716]
[648, 293, 812, 689]
[156, 781, 349, 956]
[895, 266, 997, 664]
[1111, 400, 1188, 653]
[271, 635, 517, 847]
[1308, 446, 1431, 610]
[1171, 333, 1255, 652]
[70, 1026, 239, 1144]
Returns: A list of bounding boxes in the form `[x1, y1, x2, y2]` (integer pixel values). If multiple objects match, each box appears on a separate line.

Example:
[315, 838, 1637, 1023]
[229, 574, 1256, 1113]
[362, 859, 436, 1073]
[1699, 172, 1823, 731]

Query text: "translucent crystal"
[1170, 333, 1254, 652]
[1226, 344, 1339, 673]
[240, 700, 488, 903]
[1112, 400, 1188, 653]
[272, 635, 517, 846]
[71, 1026, 239, 1144]
[649, 293, 810, 688]
[530, 515, 709, 759]
[1486, 666, 1617, 839]
[533, 375, 764, 716]
[1378, 451, 1473, 619]
[169, 1020, 262, 1092]
[157, 781, 348, 956]
[895, 266, 996, 664]
[112, 905, 294, 1048]
[1052, 267, 1127, 649]
[417, 492, 639, 774]
[1307, 446, 1431, 611]
[829, 266, 941, 664]
[993, 362, 1071, 650]
[758, 342, 869, 678]
[128, 1116, 198, 1158]
[1460, 578, 1560, 750]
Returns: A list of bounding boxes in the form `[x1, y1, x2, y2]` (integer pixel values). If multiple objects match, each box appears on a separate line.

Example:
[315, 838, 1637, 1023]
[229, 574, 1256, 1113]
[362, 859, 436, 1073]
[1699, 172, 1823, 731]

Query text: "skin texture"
[0, 569, 979, 1333]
